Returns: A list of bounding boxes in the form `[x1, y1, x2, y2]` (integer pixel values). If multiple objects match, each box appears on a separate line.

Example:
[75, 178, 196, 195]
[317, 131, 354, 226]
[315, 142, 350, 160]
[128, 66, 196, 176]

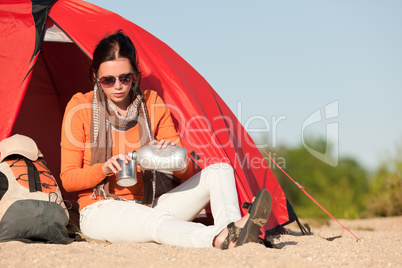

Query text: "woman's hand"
[102, 154, 131, 176]
[149, 139, 176, 150]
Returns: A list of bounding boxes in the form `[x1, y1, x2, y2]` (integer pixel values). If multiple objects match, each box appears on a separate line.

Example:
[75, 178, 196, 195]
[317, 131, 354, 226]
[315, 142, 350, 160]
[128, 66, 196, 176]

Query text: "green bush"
[364, 143, 402, 217]
[263, 137, 369, 219]
[260, 136, 402, 219]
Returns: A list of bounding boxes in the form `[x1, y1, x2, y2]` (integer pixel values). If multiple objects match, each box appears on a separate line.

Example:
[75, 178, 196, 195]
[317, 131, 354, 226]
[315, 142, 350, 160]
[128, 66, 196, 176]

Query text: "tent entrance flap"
[11, 41, 92, 225]
[12, 41, 92, 176]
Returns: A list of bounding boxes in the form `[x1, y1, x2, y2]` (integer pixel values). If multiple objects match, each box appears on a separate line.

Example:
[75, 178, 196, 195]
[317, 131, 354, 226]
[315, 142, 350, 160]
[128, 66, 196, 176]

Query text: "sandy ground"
[0, 216, 401, 268]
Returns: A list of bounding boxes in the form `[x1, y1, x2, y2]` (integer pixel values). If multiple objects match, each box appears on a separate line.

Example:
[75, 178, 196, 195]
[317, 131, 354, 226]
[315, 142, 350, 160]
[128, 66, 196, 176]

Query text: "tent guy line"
[257, 141, 360, 241]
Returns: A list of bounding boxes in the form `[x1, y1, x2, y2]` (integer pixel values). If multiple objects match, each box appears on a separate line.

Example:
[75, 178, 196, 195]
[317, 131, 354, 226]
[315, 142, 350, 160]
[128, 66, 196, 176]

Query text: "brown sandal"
[235, 189, 271, 247]
[220, 222, 242, 250]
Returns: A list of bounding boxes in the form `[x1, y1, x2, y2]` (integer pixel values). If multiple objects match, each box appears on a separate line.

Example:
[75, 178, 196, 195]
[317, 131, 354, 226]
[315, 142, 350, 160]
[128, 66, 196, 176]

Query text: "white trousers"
[79, 163, 241, 248]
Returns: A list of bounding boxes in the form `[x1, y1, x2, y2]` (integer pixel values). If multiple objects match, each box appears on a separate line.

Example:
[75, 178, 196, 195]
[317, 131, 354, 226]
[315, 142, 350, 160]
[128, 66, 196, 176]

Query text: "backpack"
[0, 134, 70, 243]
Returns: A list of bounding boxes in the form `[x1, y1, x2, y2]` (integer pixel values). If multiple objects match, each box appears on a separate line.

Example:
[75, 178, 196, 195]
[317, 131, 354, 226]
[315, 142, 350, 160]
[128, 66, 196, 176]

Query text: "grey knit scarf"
[90, 82, 155, 204]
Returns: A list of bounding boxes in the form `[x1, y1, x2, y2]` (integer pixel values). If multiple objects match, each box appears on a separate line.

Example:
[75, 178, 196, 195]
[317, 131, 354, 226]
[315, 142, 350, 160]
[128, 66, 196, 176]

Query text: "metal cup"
[116, 158, 137, 187]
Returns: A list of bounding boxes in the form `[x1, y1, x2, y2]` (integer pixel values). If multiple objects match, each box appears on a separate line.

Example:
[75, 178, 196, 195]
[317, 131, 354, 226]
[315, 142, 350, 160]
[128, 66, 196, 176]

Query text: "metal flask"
[134, 144, 187, 171]
[116, 145, 187, 187]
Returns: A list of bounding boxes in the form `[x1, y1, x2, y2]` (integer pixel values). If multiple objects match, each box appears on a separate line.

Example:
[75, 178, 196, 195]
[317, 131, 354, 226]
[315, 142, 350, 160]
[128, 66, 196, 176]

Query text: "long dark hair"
[89, 29, 141, 93]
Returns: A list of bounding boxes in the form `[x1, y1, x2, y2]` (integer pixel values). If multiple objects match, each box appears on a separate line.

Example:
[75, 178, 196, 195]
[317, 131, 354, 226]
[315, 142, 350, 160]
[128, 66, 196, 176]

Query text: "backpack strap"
[22, 157, 42, 192]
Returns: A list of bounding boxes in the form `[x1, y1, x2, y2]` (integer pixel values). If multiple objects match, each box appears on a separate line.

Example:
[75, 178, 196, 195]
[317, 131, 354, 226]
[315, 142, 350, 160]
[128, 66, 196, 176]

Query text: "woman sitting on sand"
[60, 30, 271, 249]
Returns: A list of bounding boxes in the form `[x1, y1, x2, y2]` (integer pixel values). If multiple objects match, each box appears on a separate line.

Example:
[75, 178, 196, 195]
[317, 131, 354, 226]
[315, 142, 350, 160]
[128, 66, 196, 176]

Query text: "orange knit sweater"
[60, 90, 192, 211]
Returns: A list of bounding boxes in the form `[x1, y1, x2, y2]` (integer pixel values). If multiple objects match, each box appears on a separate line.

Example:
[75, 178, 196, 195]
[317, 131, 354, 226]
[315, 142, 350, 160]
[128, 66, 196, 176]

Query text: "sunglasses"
[97, 73, 134, 87]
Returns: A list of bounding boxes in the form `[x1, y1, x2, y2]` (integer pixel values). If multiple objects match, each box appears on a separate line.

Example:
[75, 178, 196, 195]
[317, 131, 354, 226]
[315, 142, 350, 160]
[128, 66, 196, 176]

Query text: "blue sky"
[85, 0, 402, 171]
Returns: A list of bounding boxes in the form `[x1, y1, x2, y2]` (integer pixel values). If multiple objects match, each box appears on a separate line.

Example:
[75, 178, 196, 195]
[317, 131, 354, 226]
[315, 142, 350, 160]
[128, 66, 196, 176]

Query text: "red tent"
[0, 0, 298, 235]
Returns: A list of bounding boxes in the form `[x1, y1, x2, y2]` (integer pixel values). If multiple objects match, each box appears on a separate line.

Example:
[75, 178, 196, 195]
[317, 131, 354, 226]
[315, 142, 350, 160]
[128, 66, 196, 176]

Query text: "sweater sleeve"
[60, 93, 107, 192]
